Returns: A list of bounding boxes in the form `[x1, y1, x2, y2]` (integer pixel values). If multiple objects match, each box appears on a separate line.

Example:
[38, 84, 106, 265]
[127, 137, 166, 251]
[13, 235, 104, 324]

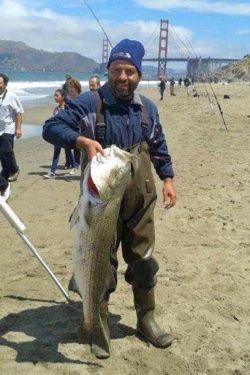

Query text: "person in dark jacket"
[169, 77, 176, 96]
[158, 76, 166, 100]
[43, 39, 177, 358]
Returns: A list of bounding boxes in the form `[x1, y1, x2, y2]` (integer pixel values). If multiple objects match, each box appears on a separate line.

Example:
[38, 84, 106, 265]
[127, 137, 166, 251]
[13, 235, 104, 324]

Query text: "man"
[43, 39, 176, 352]
[158, 76, 166, 100]
[169, 77, 176, 96]
[184, 76, 192, 96]
[88, 75, 101, 91]
[0, 73, 23, 182]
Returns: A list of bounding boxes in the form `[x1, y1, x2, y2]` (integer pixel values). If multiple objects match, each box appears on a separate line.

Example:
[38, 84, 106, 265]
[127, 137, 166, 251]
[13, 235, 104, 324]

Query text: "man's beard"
[113, 81, 138, 100]
[114, 87, 131, 99]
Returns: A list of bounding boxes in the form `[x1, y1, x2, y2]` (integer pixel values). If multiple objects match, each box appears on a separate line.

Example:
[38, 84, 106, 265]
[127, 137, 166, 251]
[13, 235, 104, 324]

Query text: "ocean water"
[3, 69, 158, 139]
[6, 70, 103, 106]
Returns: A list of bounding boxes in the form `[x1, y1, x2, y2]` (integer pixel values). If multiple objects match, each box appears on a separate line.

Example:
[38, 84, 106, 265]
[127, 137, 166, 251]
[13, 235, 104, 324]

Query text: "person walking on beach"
[88, 75, 101, 91]
[158, 76, 166, 100]
[184, 77, 192, 96]
[44, 89, 76, 179]
[169, 77, 176, 96]
[43, 39, 176, 356]
[0, 73, 23, 182]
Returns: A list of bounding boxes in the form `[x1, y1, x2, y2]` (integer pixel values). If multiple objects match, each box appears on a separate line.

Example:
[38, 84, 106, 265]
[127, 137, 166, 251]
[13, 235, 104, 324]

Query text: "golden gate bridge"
[100, 19, 239, 79]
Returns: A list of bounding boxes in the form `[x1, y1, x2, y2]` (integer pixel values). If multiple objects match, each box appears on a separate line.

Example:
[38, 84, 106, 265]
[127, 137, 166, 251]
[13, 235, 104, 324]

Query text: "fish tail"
[91, 322, 110, 359]
[78, 319, 110, 359]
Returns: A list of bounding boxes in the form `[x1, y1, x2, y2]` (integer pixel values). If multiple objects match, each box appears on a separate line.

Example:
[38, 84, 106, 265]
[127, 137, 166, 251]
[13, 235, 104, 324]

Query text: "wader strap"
[94, 90, 105, 124]
[140, 96, 149, 134]
[93, 92, 149, 148]
[139, 95, 150, 143]
[93, 90, 107, 148]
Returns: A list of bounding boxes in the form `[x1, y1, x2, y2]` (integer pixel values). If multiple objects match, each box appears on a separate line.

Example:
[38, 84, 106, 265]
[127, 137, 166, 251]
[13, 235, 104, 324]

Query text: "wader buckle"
[95, 122, 107, 148]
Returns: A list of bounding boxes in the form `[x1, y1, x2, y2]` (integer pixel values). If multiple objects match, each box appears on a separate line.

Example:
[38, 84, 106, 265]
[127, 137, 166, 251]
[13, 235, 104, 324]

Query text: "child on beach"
[43, 89, 77, 179]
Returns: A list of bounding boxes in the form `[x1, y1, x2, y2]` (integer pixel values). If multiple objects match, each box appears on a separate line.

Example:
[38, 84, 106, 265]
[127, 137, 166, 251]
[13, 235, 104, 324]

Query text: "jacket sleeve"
[42, 93, 95, 148]
[143, 97, 174, 180]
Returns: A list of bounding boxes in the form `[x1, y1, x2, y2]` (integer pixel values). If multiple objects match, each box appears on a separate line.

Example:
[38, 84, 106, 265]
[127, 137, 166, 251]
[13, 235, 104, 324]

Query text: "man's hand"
[15, 129, 22, 139]
[76, 136, 105, 160]
[15, 113, 22, 139]
[162, 178, 177, 209]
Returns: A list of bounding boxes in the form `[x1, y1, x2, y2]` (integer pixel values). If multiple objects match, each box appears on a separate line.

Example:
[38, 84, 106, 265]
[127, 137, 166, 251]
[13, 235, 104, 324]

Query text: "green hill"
[0, 40, 100, 73]
[221, 54, 250, 80]
[212, 54, 250, 81]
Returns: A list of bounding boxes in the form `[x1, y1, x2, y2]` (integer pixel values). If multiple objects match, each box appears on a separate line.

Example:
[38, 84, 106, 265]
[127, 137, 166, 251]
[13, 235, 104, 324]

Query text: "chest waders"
[91, 91, 173, 354]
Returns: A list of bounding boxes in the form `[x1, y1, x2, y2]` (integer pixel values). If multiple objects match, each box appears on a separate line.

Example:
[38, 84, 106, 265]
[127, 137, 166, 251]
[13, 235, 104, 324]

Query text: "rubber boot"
[133, 287, 173, 348]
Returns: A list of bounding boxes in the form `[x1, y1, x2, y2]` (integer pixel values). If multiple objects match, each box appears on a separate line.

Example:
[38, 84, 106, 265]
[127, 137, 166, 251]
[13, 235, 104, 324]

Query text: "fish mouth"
[87, 175, 99, 196]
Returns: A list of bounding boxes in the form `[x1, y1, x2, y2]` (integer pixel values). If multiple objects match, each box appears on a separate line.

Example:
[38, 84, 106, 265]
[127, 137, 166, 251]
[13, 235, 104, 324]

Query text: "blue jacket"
[42, 82, 174, 179]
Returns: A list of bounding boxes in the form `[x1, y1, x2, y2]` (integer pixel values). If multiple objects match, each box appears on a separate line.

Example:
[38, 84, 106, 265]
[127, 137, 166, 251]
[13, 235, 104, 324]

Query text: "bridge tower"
[100, 39, 109, 74]
[186, 58, 201, 79]
[157, 19, 169, 77]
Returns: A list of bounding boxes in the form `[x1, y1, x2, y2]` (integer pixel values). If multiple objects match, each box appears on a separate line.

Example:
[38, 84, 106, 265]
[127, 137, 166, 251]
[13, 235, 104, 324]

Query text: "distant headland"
[0, 40, 100, 73]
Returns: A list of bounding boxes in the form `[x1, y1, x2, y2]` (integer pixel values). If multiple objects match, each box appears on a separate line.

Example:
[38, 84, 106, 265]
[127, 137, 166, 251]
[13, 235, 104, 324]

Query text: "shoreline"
[21, 81, 250, 126]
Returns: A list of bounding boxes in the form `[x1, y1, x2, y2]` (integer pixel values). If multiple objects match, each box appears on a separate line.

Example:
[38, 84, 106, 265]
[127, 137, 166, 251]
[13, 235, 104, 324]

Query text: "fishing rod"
[170, 24, 229, 130]
[169, 26, 201, 97]
[207, 80, 228, 131]
[83, 0, 113, 48]
[0, 200, 71, 302]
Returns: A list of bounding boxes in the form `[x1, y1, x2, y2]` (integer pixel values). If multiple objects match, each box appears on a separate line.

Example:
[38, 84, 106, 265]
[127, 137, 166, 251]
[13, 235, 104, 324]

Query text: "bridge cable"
[168, 26, 201, 97]
[82, 0, 113, 48]
[144, 23, 160, 51]
[145, 34, 160, 57]
[168, 28, 201, 98]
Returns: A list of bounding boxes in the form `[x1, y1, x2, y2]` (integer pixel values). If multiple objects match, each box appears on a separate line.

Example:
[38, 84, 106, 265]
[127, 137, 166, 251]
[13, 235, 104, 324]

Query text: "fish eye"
[119, 168, 124, 174]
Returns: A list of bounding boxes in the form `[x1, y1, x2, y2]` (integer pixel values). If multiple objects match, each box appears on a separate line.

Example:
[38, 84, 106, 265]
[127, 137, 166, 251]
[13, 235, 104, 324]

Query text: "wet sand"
[22, 105, 54, 125]
[0, 82, 250, 374]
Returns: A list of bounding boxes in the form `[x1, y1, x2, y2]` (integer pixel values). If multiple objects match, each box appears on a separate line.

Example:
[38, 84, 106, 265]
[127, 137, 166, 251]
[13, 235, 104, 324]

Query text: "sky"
[0, 0, 249, 68]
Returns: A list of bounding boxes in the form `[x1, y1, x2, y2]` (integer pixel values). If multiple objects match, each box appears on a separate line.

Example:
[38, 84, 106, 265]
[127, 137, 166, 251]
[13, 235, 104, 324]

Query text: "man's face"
[108, 60, 140, 100]
[0, 77, 7, 94]
[89, 78, 100, 91]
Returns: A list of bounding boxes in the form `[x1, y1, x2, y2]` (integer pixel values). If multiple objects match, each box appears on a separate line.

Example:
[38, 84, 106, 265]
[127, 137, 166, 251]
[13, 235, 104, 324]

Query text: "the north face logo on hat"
[112, 52, 131, 59]
[107, 39, 145, 75]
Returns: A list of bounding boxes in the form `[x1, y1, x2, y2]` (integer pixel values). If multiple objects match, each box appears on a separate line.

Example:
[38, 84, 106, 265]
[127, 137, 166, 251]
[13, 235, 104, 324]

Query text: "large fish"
[72, 145, 132, 359]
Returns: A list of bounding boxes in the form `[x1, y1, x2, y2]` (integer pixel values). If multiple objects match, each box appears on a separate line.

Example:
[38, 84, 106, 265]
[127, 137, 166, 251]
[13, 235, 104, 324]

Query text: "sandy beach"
[0, 83, 250, 374]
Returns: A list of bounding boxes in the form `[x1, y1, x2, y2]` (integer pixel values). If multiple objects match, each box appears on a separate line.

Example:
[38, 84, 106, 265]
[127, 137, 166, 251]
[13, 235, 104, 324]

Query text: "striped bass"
[72, 145, 132, 359]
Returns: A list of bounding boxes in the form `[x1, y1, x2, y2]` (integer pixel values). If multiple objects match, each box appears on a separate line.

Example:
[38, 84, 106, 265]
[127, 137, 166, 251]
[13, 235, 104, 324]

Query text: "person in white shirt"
[0, 73, 24, 182]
